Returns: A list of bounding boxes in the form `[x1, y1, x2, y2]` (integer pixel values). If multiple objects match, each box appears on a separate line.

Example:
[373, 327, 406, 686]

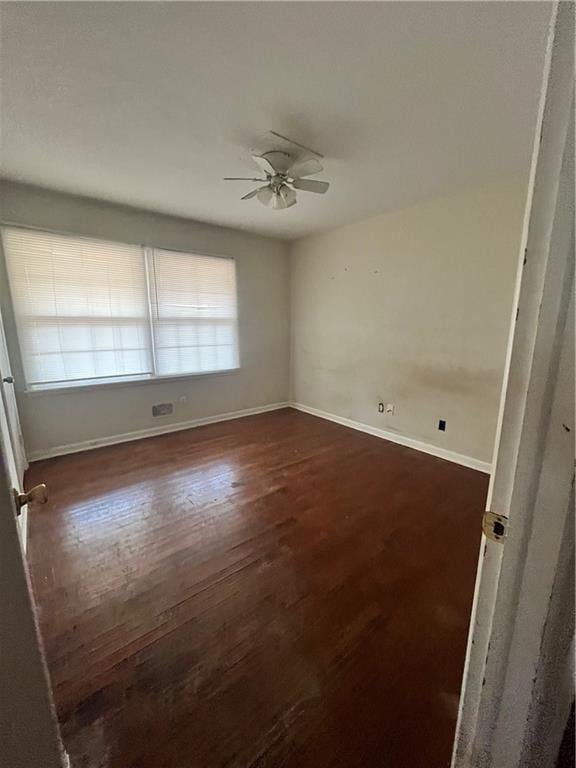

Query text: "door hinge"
[482, 510, 509, 543]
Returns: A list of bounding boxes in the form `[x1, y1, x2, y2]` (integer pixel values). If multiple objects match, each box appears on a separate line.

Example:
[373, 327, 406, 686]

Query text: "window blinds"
[148, 248, 239, 376]
[3, 228, 152, 386]
[2, 227, 239, 389]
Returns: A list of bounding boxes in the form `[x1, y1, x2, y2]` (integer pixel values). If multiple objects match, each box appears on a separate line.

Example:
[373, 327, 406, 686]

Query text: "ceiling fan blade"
[287, 158, 323, 179]
[241, 188, 261, 200]
[224, 177, 266, 181]
[251, 155, 277, 176]
[257, 187, 274, 206]
[292, 178, 330, 194]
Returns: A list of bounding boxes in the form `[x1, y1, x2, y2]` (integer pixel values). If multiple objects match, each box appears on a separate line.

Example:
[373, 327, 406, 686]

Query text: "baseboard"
[29, 402, 290, 461]
[289, 402, 492, 474]
[29, 400, 491, 473]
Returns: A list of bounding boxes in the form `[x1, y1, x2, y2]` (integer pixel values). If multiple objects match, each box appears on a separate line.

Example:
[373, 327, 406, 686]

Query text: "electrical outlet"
[378, 402, 384, 414]
[438, 419, 446, 431]
[385, 403, 395, 416]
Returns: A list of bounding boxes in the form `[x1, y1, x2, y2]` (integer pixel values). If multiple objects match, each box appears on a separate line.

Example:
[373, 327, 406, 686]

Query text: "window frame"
[0, 225, 241, 394]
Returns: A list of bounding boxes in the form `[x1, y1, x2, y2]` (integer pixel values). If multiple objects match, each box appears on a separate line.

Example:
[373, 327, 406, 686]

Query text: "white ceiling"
[0, 2, 551, 240]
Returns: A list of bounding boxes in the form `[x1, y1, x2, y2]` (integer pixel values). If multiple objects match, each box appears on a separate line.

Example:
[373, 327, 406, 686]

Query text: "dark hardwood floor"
[27, 408, 487, 768]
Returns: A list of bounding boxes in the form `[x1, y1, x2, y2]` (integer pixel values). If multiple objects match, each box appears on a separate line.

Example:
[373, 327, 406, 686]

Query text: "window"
[149, 248, 238, 376]
[2, 227, 239, 390]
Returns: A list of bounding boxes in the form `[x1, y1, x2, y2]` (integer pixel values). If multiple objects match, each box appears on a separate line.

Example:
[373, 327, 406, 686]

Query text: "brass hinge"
[482, 510, 509, 543]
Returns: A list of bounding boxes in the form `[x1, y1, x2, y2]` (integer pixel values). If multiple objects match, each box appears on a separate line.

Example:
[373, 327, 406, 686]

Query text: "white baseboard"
[29, 400, 491, 474]
[290, 402, 492, 474]
[29, 402, 290, 461]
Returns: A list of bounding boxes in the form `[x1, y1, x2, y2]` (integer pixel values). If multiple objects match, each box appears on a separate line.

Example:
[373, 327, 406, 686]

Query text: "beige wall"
[0, 179, 526, 464]
[0, 181, 290, 457]
[289, 179, 527, 463]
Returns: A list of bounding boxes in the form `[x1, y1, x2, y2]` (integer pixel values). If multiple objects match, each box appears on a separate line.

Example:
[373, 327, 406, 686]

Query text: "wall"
[0, 178, 526, 465]
[289, 179, 527, 464]
[0, 181, 290, 458]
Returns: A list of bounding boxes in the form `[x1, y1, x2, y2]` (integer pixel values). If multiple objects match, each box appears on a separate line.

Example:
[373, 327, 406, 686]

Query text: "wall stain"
[403, 364, 502, 397]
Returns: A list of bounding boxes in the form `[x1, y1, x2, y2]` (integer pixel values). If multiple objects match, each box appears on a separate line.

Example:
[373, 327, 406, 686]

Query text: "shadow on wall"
[555, 703, 575, 768]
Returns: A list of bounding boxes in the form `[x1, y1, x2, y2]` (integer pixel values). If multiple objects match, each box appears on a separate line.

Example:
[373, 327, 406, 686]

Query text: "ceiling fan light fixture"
[271, 192, 287, 210]
[281, 186, 297, 208]
[257, 187, 274, 206]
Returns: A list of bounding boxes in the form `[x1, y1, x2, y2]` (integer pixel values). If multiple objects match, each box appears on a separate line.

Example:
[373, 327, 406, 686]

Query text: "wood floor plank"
[27, 408, 487, 768]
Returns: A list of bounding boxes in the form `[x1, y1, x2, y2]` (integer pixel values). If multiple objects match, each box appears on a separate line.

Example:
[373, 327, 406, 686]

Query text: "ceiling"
[0, 2, 551, 240]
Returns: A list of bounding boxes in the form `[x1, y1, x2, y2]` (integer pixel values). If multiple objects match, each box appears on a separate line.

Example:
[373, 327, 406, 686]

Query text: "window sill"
[23, 367, 241, 396]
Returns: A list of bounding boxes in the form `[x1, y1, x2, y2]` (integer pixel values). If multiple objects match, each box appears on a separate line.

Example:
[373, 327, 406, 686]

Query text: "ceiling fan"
[224, 131, 330, 210]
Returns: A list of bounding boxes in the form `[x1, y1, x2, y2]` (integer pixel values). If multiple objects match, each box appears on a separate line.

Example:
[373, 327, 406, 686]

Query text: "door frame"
[0, 305, 29, 544]
[451, 3, 574, 766]
[0, 308, 27, 482]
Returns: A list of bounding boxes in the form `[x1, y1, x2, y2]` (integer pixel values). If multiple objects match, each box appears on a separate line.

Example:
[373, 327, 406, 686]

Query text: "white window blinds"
[2, 227, 239, 389]
[3, 228, 152, 386]
[148, 248, 239, 376]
